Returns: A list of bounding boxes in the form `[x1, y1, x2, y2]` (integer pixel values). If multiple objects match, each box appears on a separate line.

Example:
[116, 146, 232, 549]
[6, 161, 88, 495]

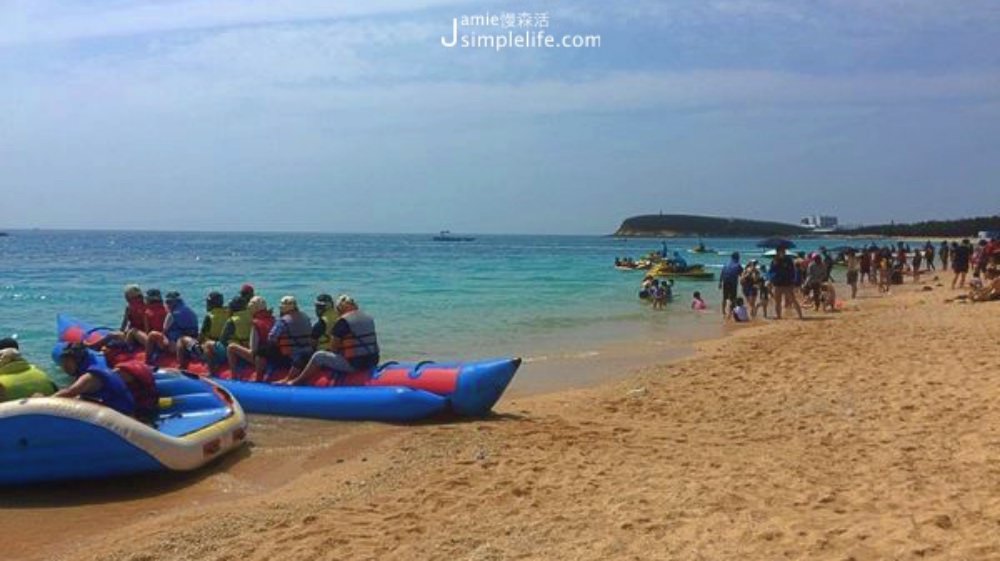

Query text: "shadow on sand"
[1, 444, 252, 509]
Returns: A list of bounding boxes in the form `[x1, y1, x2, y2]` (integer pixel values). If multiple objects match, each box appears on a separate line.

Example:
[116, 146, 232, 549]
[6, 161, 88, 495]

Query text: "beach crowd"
[633, 237, 1000, 323]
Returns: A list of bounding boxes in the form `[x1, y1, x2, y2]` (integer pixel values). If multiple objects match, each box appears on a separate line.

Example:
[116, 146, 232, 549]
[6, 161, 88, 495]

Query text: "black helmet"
[314, 293, 334, 310]
[228, 296, 247, 312]
[206, 291, 224, 309]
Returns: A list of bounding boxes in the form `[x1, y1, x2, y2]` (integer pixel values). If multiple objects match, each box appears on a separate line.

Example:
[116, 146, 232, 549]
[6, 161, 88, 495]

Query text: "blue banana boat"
[56, 314, 520, 419]
[0, 371, 247, 485]
[212, 379, 448, 422]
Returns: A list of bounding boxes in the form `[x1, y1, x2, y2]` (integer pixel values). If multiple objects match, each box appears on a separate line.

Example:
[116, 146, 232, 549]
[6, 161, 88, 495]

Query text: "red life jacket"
[124, 301, 147, 331]
[251, 311, 275, 351]
[114, 360, 159, 421]
[145, 304, 168, 333]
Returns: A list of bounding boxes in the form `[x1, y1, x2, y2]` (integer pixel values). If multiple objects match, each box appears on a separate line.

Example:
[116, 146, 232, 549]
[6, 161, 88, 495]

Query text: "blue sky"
[1, 1, 998, 233]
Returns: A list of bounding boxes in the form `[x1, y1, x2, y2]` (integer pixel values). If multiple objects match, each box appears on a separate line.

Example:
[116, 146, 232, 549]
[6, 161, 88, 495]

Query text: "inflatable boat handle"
[408, 361, 435, 379]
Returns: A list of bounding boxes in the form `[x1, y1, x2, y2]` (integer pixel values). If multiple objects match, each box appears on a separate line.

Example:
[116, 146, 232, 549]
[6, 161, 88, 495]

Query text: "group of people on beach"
[678, 236, 999, 323]
[1, 283, 381, 422]
[849, 239, 999, 295]
[715, 248, 817, 322]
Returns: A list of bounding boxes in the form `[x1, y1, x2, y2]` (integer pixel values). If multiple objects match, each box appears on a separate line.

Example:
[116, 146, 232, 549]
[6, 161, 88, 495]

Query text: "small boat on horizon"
[688, 237, 716, 254]
[432, 230, 475, 242]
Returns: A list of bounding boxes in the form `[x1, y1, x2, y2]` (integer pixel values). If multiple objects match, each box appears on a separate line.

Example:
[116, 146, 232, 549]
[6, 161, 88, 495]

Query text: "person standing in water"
[719, 252, 743, 318]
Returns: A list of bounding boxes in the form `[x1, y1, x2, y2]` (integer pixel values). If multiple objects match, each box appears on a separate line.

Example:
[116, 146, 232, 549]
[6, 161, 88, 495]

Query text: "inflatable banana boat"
[57, 315, 520, 419]
[0, 370, 247, 485]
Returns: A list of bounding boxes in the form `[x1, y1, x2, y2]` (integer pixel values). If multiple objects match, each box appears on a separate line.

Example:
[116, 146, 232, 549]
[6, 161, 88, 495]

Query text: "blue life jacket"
[79, 355, 135, 416]
[165, 301, 199, 342]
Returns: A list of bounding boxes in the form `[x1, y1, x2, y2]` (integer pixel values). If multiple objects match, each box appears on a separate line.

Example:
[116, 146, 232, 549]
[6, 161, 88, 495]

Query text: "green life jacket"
[228, 309, 252, 347]
[316, 309, 340, 350]
[0, 360, 57, 401]
[205, 307, 231, 340]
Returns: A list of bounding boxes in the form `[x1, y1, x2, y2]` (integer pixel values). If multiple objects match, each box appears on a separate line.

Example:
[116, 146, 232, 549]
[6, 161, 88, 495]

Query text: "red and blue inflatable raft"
[56, 315, 520, 421]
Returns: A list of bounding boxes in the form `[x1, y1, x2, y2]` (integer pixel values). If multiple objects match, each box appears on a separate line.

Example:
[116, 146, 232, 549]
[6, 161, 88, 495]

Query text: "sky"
[1, 1, 998, 234]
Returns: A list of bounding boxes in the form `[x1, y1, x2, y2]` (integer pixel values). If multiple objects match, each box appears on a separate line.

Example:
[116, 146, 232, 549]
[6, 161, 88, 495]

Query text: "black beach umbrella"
[757, 238, 796, 250]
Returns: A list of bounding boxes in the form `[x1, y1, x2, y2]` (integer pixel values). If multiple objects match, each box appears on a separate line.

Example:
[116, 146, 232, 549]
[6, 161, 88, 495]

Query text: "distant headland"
[840, 216, 1000, 238]
[612, 214, 1000, 238]
[613, 214, 808, 237]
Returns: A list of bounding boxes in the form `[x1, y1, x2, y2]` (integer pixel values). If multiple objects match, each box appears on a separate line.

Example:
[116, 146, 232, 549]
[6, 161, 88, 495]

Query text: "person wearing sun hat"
[284, 294, 380, 387]
[259, 295, 314, 381]
[226, 296, 275, 380]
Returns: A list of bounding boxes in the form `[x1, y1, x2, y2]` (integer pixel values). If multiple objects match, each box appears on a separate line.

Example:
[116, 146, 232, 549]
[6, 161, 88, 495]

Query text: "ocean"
[0, 230, 894, 386]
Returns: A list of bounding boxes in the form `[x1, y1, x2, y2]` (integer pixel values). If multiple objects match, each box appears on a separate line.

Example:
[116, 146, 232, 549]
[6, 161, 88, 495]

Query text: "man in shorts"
[719, 252, 743, 318]
[951, 239, 972, 289]
[768, 247, 803, 320]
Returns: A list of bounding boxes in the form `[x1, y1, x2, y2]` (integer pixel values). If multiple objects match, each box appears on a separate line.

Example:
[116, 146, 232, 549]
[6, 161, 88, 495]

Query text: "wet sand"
[5, 278, 999, 561]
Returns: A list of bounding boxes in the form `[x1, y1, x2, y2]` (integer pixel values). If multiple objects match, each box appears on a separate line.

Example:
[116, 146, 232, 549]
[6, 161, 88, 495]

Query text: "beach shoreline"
[5, 276, 999, 561]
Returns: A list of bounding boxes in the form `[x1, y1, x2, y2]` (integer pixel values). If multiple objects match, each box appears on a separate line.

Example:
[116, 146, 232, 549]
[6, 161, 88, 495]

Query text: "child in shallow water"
[652, 282, 667, 310]
[691, 291, 707, 311]
[730, 297, 750, 322]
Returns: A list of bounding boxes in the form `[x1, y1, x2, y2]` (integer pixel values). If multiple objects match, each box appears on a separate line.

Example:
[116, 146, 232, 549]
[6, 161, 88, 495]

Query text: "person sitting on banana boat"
[176, 291, 230, 370]
[226, 296, 275, 380]
[144, 291, 199, 365]
[84, 284, 149, 350]
[55, 343, 158, 423]
[311, 293, 339, 350]
[201, 296, 252, 374]
[283, 295, 380, 387]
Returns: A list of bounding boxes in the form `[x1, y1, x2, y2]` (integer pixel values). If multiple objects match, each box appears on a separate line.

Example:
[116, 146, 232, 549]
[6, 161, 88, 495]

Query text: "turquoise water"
[0, 231, 888, 385]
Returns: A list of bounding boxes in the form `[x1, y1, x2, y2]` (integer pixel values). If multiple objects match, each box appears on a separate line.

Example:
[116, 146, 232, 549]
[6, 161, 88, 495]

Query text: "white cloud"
[0, 0, 472, 45]
[175, 68, 1000, 117]
[556, 0, 1000, 29]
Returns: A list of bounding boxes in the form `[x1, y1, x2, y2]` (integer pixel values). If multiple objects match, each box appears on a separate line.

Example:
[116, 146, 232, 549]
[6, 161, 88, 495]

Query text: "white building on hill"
[801, 215, 839, 231]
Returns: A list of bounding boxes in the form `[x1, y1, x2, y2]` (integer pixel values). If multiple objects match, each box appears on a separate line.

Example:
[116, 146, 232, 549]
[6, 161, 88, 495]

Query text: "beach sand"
[5, 280, 1000, 561]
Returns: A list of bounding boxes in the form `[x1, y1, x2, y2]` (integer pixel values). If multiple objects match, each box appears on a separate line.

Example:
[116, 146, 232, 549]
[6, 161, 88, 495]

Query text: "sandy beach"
[5, 279, 999, 561]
